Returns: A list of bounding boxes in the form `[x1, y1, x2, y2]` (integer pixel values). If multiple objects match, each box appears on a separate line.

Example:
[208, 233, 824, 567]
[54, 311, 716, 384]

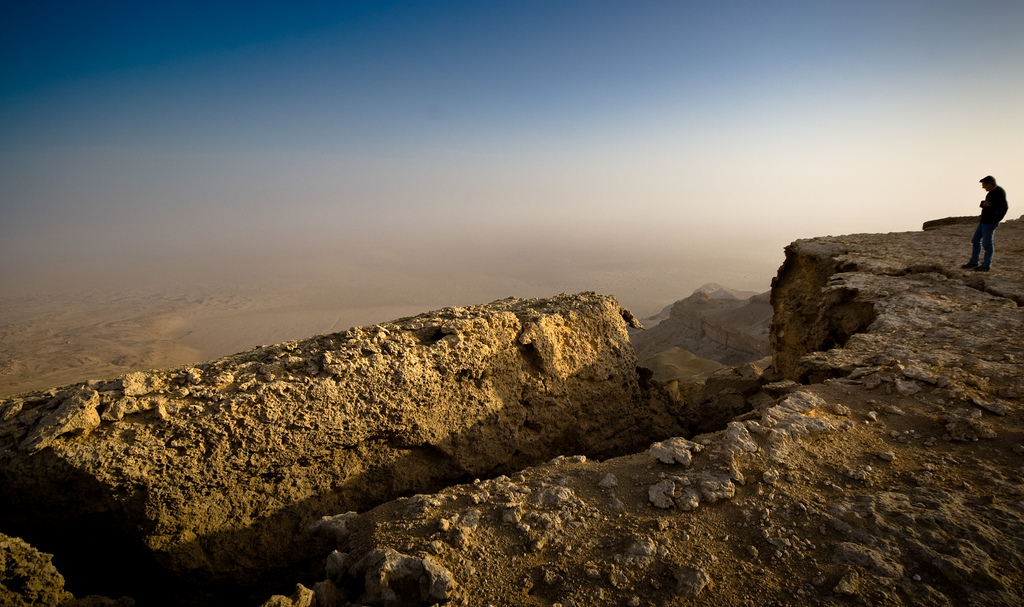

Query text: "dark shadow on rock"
[0, 293, 693, 606]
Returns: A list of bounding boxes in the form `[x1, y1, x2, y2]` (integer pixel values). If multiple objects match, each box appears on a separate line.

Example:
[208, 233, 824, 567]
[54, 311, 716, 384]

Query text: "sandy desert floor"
[0, 282, 455, 398]
[0, 239, 781, 398]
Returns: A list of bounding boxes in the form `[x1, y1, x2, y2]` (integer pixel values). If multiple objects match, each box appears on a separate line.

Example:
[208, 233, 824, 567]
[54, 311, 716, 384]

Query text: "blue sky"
[2, 1, 1023, 311]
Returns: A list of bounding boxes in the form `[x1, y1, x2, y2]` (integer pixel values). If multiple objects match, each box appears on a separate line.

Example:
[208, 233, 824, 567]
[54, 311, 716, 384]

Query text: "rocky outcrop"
[771, 219, 1024, 382]
[0, 293, 687, 606]
[1, 532, 73, 607]
[262, 219, 1024, 606]
[8, 219, 1024, 607]
[631, 286, 772, 367]
[0, 532, 132, 607]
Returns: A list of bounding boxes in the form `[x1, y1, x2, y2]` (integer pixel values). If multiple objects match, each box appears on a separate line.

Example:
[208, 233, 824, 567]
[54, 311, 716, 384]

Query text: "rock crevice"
[0, 293, 684, 605]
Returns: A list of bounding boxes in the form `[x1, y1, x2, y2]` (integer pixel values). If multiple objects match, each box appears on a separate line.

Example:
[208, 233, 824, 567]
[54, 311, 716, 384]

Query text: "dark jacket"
[981, 186, 1008, 224]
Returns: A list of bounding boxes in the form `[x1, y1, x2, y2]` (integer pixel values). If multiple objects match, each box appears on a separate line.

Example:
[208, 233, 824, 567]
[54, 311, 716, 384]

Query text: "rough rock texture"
[631, 287, 772, 366]
[0, 532, 72, 607]
[0, 293, 686, 606]
[771, 218, 1024, 380]
[263, 219, 1024, 606]
[0, 532, 132, 607]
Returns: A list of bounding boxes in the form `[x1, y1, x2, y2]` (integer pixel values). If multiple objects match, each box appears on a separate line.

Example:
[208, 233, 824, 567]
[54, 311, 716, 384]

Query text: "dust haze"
[0, 217, 784, 397]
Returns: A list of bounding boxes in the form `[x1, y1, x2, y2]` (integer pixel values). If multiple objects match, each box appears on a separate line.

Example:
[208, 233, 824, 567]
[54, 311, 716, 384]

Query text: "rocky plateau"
[3, 217, 1024, 606]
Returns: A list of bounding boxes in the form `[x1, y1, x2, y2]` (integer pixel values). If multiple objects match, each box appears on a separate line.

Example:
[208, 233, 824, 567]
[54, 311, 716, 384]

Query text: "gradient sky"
[2, 1, 1023, 313]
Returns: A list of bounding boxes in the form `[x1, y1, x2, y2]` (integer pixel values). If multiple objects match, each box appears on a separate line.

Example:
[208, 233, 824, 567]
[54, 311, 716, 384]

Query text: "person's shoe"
[974, 266, 990, 272]
[961, 262, 978, 269]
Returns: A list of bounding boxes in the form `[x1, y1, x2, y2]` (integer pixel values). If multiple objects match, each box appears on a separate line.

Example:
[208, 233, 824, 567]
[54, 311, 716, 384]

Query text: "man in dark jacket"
[962, 175, 1009, 272]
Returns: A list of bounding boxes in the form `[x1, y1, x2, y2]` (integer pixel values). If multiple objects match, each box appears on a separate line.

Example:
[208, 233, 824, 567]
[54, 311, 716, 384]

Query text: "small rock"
[308, 512, 359, 544]
[503, 506, 523, 524]
[833, 570, 860, 595]
[260, 583, 315, 607]
[598, 473, 618, 489]
[675, 566, 710, 598]
[828, 403, 852, 415]
[543, 570, 562, 585]
[895, 379, 921, 395]
[627, 538, 657, 557]
[648, 480, 676, 509]
[649, 437, 702, 466]
[533, 486, 576, 507]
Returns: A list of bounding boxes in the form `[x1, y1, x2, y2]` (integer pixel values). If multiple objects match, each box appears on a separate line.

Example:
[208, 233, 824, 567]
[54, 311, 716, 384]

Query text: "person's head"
[981, 175, 997, 191]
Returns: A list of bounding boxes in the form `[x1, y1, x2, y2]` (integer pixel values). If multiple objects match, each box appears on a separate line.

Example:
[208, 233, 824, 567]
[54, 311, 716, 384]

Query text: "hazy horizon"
[3, 1, 1023, 326]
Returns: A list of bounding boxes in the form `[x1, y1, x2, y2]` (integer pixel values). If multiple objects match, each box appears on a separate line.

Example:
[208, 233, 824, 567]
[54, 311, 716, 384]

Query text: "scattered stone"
[649, 437, 702, 466]
[833, 570, 860, 595]
[674, 566, 710, 598]
[349, 548, 455, 607]
[827, 402, 851, 416]
[972, 398, 1009, 416]
[895, 380, 921, 395]
[944, 408, 997, 441]
[648, 480, 676, 509]
[259, 584, 314, 607]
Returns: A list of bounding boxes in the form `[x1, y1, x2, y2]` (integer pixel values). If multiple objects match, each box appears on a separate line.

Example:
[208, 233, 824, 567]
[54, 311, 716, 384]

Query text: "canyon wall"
[631, 289, 772, 366]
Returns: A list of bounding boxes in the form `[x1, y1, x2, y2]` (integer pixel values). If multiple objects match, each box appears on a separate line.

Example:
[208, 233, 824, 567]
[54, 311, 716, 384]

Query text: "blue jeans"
[970, 222, 997, 267]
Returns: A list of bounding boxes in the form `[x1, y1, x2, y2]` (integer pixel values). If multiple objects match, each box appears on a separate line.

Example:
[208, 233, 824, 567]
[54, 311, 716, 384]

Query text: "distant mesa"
[629, 282, 773, 381]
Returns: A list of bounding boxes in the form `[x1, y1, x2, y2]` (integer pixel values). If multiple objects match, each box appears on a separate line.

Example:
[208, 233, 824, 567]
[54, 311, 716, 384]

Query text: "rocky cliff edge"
[262, 218, 1024, 607]
[1, 293, 691, 605]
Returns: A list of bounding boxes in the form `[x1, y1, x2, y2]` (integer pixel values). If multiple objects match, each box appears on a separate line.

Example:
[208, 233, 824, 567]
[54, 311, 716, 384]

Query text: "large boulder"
[0, 293, 680, 605]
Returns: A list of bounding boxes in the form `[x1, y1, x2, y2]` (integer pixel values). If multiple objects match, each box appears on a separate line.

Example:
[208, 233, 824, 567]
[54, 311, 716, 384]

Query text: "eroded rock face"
[631, 288, 773, 367]
[271, 219, 1024, 607]
[771, 219, 1024, 387]
[0, 293, 679, 605]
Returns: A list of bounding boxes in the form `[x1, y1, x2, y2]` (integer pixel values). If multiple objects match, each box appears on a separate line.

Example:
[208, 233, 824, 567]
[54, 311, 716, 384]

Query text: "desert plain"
[0, 238, 776, 398]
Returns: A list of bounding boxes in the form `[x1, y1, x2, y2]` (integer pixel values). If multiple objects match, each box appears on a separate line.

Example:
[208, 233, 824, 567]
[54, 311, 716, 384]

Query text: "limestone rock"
[0, 532, 72, 607]
[0, 293, 674, 605]
[272, 219, 1024, 607]
[648, 437, 702, 465]
[0, 532, 132, 607]
[349, 549, 456, 607]
[674, 566, 710, 597]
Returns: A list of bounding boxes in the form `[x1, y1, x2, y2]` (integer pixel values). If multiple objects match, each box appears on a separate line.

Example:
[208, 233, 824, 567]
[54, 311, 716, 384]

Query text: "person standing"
[962, 175, 1009, 272]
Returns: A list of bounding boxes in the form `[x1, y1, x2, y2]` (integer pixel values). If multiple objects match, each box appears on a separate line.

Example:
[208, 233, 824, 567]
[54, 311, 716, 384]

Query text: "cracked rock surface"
[264, 219, 1024, 606]
[1, 293, 682, 605]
